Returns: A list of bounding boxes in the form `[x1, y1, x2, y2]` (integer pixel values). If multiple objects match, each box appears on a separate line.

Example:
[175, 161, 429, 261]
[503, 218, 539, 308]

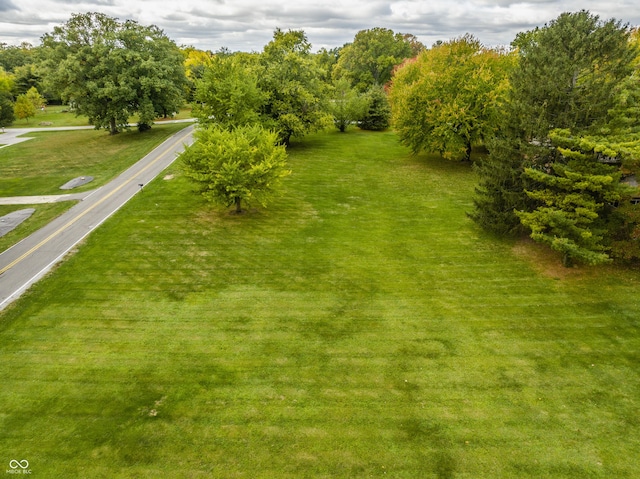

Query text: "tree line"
[438, 12, 639, 267]
[2, 11, 639, 264]
[1, 14, 416, 212]
[0, 17, 410, 134]
[388, 11, 640, 266]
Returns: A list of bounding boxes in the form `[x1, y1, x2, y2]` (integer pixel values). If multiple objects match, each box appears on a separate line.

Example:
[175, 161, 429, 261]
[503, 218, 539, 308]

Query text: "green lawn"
[6, 104, 193, 128]
[7, 105, 91, 128]
[1, 129, 639, 478]
[0, 122, 190, 196]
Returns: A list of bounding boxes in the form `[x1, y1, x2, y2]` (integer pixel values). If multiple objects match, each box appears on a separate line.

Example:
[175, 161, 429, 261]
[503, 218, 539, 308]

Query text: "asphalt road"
[0, 124, 195, 311]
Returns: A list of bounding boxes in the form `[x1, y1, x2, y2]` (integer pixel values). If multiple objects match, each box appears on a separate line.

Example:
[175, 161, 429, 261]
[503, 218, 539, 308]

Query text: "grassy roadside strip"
[0, 122, 190, 196]
[0, 122, 191, 253]
[0, 202, 73, 253]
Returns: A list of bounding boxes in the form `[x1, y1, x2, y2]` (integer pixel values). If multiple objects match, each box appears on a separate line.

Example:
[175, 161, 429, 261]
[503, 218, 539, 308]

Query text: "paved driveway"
[0, 125, 95, 149]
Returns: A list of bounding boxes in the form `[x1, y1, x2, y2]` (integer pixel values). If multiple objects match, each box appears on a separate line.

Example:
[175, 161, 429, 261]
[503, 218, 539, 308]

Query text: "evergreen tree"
[471, 10, 638, 253]
[469, 135, 534, 235]
[358, 86, 391, 131]
[510, 10, 636, 139]
[0, 91, 14, 129]
[517, 133, 624, 266]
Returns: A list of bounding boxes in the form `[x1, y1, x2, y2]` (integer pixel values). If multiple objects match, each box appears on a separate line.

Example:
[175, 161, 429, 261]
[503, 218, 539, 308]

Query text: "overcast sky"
[1, 0, 639, 52]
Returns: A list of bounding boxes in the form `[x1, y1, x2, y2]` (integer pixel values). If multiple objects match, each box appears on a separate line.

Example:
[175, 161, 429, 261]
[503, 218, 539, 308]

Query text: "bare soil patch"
[511, 238, 595, 280]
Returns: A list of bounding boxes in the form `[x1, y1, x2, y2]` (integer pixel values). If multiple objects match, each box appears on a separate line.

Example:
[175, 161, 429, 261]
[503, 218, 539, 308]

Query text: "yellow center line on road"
[0, 129, 191, 276]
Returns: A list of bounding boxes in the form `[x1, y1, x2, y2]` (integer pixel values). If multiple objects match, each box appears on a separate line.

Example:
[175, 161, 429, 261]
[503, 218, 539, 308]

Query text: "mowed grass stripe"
[1, 129, 639, 478]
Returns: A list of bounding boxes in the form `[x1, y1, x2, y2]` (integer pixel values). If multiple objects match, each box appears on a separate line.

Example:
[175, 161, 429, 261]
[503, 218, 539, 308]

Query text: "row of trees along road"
[2, 17, 419, 213]
[2, 17, 414, 136]
[389, 10, 640, 267]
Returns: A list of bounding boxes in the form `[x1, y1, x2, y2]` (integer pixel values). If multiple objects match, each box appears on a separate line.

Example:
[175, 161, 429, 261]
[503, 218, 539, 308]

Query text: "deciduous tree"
[258, 29, 331, 145]
[333, 28, 414, 91]
[315, 47, 340, 83]
[181, 124, 290, 213]
[0, 67, 13, 95]
[390, 35, 512, 160]
[182, 46, 214, 101]
[328, 78, 368, 132]
[0, 91, 14, 129]
[13, 93, 36, 122]
[25, 86, 46, 111]
[192, 53, 264, 130]
[0, 68, 14, 128]
[41, 12, 186, 134]
[0, 42, 35, 73]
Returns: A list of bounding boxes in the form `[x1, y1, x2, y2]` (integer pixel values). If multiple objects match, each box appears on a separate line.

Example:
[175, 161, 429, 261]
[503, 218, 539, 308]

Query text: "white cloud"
[1, 0, 638, 50]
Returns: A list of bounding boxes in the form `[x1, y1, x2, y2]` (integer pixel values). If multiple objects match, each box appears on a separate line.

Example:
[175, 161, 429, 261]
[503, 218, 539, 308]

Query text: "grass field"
[0, 129, 639, 478]
[0, 122, 191, 196]
[6, 105, 91, 128]
[5, 104, 194, 128]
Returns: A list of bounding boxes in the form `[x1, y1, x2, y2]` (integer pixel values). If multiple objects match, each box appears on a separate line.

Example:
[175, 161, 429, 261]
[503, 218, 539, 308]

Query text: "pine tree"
[470, 10, 638, 258]
[358, 86, 391, 131]
[517, 130, 628, 266]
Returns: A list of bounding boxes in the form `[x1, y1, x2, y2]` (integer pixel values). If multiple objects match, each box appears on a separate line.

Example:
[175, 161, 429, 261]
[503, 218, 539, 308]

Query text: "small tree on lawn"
[358, 85, 391, 131]
[13, 93, 36, 123]
[181, 124, 290, 213]
[25, 86, 46, 111]
[328, 78, 368, 132]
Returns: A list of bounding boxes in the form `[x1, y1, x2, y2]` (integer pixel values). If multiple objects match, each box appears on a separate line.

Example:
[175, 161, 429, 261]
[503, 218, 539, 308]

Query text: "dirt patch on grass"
[511, 238, 595, 280]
